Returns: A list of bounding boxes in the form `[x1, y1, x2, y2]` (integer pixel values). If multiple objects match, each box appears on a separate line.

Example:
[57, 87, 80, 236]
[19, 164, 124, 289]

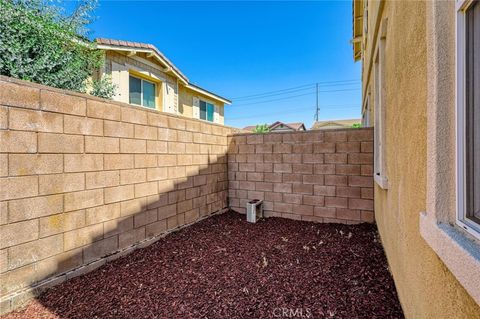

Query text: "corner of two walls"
[0, 76, 375, 314]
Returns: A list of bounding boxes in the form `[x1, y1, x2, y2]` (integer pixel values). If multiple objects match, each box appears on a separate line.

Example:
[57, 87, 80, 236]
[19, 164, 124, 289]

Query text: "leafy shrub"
[89, 75, 117, 99]
[0, 0, 110, 95]
[253, 124, 270, 134]
[352, 123, 362, 128]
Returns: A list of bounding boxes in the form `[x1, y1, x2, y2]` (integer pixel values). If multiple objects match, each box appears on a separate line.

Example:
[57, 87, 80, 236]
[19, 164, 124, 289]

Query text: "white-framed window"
[456, 0, 480, 237]
[373, 21, 388, 190]
[199, 99, 215, 122]
[129, 75, 156, 109]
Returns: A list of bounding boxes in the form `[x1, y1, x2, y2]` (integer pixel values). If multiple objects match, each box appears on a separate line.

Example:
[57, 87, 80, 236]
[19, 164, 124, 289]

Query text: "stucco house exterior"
[94, 38, 231, 125]
[354, 0, 480, 317]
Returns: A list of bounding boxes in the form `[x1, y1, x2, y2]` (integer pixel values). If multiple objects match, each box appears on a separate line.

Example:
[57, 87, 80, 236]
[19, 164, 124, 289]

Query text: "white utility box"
[246, 199, 263, 223]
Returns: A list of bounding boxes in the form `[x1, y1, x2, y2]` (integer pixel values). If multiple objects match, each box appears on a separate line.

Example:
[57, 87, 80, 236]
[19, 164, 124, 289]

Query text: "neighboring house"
[354, 0, 480, 317]
[311, 119, 361, 130]
[94, 38, 231, 125]
[243, 121, 306, 132]
[269, 121, 306, 132]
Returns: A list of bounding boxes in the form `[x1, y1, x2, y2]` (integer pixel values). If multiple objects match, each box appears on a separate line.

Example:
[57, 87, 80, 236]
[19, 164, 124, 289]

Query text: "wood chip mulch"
[3, 211, 403, 319]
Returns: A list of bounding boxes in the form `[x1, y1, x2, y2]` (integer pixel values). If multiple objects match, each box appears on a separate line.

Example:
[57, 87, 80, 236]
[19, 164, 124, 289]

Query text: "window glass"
[207, 103, 214, 122]
[465, 1, 480, 222]
[129, 76, 141, 105]
[142, 80, 156, 108]
[200, 100, 207, 120]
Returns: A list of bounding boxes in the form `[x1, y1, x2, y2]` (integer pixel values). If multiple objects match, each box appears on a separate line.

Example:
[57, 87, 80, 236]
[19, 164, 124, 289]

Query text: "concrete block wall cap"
[0, 75, 236, 130]
[227, 127, 373, 137]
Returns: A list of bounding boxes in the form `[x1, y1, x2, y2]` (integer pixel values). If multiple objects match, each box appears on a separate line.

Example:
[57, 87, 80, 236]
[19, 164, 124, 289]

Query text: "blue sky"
[78, 1, 361, 128]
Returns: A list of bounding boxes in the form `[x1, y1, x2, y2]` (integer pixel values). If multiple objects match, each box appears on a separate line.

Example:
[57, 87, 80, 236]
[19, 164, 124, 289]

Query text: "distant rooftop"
[311, 119, 361, 130]
[243, 121, 306, 132]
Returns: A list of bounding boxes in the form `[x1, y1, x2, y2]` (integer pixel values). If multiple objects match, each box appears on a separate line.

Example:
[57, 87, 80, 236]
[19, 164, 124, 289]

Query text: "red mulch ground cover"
[3, 211, 403, 319]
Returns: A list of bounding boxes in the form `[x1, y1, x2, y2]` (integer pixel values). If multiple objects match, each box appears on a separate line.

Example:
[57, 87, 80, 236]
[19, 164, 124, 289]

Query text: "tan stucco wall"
[104, 52, 225, 125]
[178, 85, 225, 125]
[178, 85, 193, 118]
[104, 51, 177, 113]
[361, 0, 480, 317]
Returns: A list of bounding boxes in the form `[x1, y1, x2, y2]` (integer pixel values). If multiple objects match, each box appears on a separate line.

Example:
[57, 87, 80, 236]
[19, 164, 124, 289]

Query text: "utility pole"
[315, 83, 319, 121]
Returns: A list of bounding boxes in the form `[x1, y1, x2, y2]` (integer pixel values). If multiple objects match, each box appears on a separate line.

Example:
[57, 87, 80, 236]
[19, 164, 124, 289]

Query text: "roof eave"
[96, 43, 189, 85]
[96, 42, 231, 105]
[185, 84, 232, 105]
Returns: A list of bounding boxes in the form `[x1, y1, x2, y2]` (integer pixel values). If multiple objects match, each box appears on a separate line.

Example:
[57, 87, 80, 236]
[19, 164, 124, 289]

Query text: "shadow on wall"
[0, 76, 374, 317]
[0, 75, 237, 316]
[13, 154, 230, 317]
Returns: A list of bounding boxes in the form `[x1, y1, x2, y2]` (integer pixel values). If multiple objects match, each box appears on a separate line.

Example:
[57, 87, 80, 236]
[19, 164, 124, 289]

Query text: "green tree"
[351, 123, 362, 128]
[88, 75, 117, 99]
[253, 124, 270, 134]
[0, 0, 115, 98]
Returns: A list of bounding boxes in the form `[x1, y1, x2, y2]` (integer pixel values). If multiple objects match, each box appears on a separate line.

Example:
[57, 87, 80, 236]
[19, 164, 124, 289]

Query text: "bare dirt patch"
[3, 211, 403, 318]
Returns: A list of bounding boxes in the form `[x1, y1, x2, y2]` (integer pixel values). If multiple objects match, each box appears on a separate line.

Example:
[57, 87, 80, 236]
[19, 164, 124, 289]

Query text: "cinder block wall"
[0, 76, 233, 311]
[0, 76, 375, 313]
[227, 129, 374, 223]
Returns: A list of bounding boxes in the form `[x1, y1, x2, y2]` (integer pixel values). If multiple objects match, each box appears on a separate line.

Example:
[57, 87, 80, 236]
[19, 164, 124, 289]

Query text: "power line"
[232, 84, 315, 101]
[314, 79, 360, 84]
[318, 88, 361, 93]
[316, 81, 361, 87]
[233, 92, 316, 106]
[233, 82, 360, 102]
[322, 105, 360, 109]
[231, 79, 360, 100]
[228, 107, 314, 120]
[227, 105, 360, 121]
[232, 88, 361, 107]
[233, 85, 315, 102]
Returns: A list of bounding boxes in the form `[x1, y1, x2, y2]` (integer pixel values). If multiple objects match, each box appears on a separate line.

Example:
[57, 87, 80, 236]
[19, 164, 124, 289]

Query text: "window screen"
[465, 1, 480, 222]
[129, 75, 156, 108]
[200, 100, 207, 120]
[142, 81, 155, 108]
[129, 76, 141, 105]
[207, 103, 214, 122]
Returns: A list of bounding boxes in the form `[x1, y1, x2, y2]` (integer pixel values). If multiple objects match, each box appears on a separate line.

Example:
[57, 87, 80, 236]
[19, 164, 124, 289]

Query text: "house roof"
[96, 38, 188, 83]
[311, 119, 361, 130]
[95, 38, 231, 105]
[186, 83, 231, 105]
[243, 125, 257, 131]
[352, 0, 364, 62]
[269, 121, 306, 131]
[243, 122, 306, 132]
